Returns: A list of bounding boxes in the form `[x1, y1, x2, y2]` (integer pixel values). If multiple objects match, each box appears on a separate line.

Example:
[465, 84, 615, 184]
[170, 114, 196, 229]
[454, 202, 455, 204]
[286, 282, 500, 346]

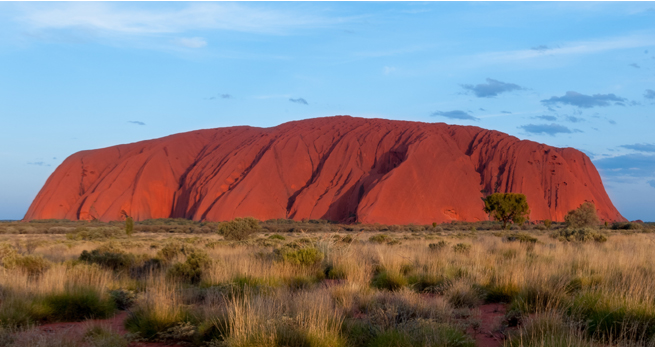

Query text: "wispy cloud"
[629, 63, 640, 68]
[207, 93, 232, 100]
[519, 123, 572, 136]
[383, 66, 396, 75]
[27, 161, 50, 167]
[541, 91, 626, 108]
[620, 143, 655, 153]
[431, 110, 478, 121]
[535, 115, 557, 121]
[461, 78, 524, 98]
[128, 120, 145, 125]
[648, 180, 655, 189]
[645, 89, 655, 99]
[531, 45, 552, 52]
[471, 34, 655, 65]
[565, 115, 585, 123]
[289, 97, 308, 105]
[15, 2, 343, 36]
[172, 37, 206, 48]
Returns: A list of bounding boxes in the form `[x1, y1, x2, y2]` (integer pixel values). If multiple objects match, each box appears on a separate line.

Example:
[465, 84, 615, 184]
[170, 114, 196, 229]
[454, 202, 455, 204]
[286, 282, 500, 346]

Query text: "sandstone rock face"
[25, 116, 625, 224]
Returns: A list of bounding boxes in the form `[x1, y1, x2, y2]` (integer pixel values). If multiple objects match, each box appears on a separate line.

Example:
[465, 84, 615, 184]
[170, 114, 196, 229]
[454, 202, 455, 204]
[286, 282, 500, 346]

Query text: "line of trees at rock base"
[115, 193, 617, 242]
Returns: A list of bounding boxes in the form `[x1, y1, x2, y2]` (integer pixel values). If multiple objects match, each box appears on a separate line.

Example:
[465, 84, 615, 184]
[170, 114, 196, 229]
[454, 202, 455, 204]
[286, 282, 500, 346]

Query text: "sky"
[0, 2, 654, 221]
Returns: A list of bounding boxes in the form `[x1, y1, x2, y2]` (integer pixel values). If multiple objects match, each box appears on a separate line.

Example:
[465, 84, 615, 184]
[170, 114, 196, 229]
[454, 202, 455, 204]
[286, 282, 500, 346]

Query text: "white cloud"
[173, 37, 207, 48]
[473, 34, 655, 65]
[383, 66, 396, 75]
[15, 2, 340, 36]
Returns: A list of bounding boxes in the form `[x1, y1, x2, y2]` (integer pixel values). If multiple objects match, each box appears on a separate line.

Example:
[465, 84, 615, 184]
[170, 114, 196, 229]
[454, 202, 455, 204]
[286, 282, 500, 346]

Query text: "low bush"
[408, 273, 450, 294]
[4, 254, 51, 276]
[553, 228, 608, 243]
[79, 248, 135, 272]
[369, 234, 391, 244]
[109, 289, 136, 310]
[452, 243, 472, 254]
[506, 313, 595, 347]
[445, 282, 482, 308]
[568, 292, 655, 342]
[167, 249, 212, 284]
[325, 264, 348, 280]
[371, 270, 408, 291]
[217, 217, 260, 241]
[277, 246, 324, 267]
[124, 308, 189, 341]
[268, 234, 286, 240]
[611, 222, 642, 230]
[428, 241, 448, 251]
[32, 286, 116, 322]
[504, 233, 538, 244]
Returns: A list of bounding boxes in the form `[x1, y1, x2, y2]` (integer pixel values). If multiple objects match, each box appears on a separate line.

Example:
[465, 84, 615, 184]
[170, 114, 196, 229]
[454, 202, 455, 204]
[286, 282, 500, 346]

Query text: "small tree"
[125, 216, 134, 237]
[544, 219, 552, 230]
[564, 202, 599, 228]
[482, 193, 530, 230]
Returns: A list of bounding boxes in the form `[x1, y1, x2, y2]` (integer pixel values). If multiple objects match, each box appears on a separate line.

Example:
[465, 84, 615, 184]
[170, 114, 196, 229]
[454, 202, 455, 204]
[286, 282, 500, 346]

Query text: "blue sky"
[1, 2, 654, 221]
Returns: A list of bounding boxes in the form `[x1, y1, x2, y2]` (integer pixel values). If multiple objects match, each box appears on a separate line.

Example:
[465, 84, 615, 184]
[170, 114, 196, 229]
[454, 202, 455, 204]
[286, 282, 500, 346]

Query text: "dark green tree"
[125, 216, 134, 236]
[482, 193, 530, 230]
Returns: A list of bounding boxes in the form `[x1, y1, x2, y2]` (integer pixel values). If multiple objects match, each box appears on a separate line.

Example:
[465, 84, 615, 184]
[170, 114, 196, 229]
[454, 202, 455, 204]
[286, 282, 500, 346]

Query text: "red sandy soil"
[25, 116, 624, 224]
[29, 303, 509, 347]
[468, 303, 508, 347]
[33, 311, 180, 347]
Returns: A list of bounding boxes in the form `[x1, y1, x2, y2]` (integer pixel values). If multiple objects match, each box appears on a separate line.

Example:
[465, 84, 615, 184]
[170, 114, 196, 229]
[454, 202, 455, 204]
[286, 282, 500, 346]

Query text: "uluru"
[24, 116, 625, 224]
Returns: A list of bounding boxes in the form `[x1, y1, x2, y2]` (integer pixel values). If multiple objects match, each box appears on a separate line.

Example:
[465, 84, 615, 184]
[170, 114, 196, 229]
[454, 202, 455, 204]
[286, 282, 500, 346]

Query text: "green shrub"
[506, 314, 594, 347]
[217, 217, 260, 241]
[325, 264, 348, 280]
[553, 228, 608, 243]
[109, 289, 136, 310]
[371, 270, 408, 291]
[483, 282, 520, 303]
[428, 241, 448, 251]
[446, 283, 482, 308]
[504, 233, 537, 244]
[268, 234, 286, 240]
[611, 222, 642, 230]
[568, 293, 655, 342]
[408, 273, 450, 294]
[124, 307, 188, 341]
[3, 253, 51, 276]
[565, 202, 600, 228]
[156, 242, 194, 263]
[79, 249, 135, 272]
[32, 286, 116, 322]
[278, 247, 324, 266]
[452, 243, 471, 254]
[167, 249, 212, 284]
[544, 219, 552, 229]
[369, 234, 390, 244]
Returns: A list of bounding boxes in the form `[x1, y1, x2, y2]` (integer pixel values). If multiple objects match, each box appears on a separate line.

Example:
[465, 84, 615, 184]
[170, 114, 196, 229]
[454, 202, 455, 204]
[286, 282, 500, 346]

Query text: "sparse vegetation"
[0, 218, 653, 347]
